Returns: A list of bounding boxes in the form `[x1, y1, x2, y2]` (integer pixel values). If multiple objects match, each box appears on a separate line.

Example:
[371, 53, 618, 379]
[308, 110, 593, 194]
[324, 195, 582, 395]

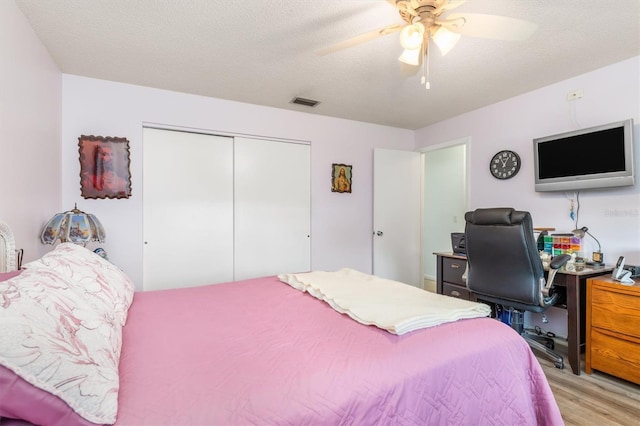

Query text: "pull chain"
[420, 37, 430, 90]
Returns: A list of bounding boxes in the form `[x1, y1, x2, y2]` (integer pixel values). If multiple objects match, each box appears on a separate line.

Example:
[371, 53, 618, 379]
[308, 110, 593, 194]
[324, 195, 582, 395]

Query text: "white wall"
[0, 1, 61, 263]
[415, 57, 640, 266]
[61, 76, 414, 289]
[5, 0, 638, 296]
[423, 142, 468, 279]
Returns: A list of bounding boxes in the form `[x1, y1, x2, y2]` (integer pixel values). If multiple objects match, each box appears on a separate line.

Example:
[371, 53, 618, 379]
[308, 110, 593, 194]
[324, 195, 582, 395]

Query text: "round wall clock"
[490, 150, 521, 180]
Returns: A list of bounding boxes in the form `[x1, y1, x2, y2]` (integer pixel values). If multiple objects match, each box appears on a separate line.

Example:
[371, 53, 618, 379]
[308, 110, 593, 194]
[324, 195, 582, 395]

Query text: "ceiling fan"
[315, 0, 538, 89]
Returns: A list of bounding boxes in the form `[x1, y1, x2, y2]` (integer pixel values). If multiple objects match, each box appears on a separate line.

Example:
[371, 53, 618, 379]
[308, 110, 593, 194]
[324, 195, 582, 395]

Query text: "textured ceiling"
[15, 0, 640, 130]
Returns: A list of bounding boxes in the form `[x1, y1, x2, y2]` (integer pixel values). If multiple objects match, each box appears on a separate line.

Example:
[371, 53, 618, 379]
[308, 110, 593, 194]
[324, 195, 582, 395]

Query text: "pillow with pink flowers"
[24, 243, 134, 327]
[0, 244, 135, 425]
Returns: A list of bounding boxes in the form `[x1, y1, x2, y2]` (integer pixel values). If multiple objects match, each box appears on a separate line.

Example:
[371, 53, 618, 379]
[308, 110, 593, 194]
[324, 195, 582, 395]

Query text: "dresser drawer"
[590, 286, 640, 339]
[589, 328, 640, 385]
[442, 257, 466, 286]
[442, 282, 471, 300]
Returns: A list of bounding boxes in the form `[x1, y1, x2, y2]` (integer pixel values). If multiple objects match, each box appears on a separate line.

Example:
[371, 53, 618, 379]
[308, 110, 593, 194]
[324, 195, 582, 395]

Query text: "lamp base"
[586, 261, 605, 267]
[590, 251, 604, 266]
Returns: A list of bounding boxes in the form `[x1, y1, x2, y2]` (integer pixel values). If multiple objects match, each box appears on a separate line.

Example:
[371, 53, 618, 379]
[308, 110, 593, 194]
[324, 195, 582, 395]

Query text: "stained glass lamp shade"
[40, 204, 105, 245]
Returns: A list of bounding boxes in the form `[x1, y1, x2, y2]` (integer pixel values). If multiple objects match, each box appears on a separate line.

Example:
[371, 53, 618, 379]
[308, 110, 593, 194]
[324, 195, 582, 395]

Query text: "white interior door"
[143, 128, 234, 290]
[234, 137, 310, 280]
[373, 148, 422, 287]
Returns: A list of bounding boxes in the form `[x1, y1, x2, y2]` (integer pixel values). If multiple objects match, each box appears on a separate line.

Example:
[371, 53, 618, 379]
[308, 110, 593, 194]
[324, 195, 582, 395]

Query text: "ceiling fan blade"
[386, 0, 418, 17]
[441, 0, 466, 11]
[441, 13, 538, 41]
[314, 24, 403, 56]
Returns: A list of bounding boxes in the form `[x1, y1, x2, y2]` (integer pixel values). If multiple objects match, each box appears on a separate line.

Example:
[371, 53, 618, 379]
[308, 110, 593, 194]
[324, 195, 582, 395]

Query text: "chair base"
[527, 332, 555, 350]
[510, 309, 564, 369]
[523, 334, 564, 369]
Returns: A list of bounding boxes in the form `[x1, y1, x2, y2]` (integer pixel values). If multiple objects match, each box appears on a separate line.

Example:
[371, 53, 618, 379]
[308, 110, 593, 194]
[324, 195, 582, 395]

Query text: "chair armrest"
[540, 254, 571, 307]
[550, 254, 571, 270]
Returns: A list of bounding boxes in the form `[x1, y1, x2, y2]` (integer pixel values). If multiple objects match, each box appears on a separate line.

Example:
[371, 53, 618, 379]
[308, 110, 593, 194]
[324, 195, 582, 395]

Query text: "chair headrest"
[465, 208, 529, 226]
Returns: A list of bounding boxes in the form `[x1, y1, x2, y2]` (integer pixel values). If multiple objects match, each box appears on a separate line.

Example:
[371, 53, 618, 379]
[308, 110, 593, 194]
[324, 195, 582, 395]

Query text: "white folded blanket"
[278, 268, 491, 335]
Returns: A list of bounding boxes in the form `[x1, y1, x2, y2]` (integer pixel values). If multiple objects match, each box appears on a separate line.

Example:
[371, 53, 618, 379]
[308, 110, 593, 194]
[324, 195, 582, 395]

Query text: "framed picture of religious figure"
[331, 163, 352, 193]
[79, 135, 132, 199]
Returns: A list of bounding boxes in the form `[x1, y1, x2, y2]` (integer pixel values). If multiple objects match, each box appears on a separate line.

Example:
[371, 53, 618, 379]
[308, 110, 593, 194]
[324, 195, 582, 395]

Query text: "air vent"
[290, 97, 320, 107]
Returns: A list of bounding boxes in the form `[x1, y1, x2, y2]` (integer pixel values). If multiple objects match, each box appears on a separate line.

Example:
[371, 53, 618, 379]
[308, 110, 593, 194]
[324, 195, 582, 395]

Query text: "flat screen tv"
[533, 119, 635, 192]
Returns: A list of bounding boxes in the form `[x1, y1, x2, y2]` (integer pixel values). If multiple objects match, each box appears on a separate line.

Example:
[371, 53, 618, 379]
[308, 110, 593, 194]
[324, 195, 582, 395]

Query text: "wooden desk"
[434, 252, 613, 375]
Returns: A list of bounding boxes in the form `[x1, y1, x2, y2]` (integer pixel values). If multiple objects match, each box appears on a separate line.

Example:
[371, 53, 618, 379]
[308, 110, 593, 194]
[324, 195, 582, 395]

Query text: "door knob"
[375, 231, 383, 236]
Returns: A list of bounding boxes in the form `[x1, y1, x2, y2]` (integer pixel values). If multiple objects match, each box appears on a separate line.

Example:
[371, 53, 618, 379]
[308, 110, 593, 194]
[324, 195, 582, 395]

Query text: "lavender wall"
[0, 1, 62, 262]
[415, 57, 640, 338]
[61, 76, 414, 288]
[4, 0, 638, 298]
[416, 57, 640, 266]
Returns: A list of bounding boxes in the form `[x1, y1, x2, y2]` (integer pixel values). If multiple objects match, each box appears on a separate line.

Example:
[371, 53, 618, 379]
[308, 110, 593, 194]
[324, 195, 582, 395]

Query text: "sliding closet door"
[143, 128, 234, 290]
[233, 137, 310, 280]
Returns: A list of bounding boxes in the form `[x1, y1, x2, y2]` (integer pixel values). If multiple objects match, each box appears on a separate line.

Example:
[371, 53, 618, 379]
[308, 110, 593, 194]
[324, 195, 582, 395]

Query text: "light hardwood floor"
[424, 279, 437, 293]
[536, 342, 639, 425]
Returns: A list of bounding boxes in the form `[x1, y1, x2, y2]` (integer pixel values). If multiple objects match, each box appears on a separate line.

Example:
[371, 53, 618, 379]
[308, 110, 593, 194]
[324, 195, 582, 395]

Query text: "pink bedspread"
[114, 276, 563, 425]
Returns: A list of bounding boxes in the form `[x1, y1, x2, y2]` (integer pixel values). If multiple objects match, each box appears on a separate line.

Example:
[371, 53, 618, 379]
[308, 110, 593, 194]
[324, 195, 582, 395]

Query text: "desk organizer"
[542, 234, 582, 258]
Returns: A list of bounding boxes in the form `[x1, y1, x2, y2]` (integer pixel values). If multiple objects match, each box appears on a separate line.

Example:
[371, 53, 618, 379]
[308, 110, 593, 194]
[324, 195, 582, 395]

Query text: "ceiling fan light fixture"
[398, 22, 425, 66]
[399, 22, 425, 50]
[432, 26, 461, 56]
[398, 47, 421, 65]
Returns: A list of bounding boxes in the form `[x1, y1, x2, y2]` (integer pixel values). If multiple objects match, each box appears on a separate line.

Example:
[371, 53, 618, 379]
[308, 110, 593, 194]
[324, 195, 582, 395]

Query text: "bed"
[0, 237, 564, 425]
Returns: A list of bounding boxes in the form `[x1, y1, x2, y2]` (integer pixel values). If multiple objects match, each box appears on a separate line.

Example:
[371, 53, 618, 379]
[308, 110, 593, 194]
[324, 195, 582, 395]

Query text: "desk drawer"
[442, 258, 466, 286]
[589, 328, 640, 385]
[590, 286, 640, 339]
[442, 282, 471, 300]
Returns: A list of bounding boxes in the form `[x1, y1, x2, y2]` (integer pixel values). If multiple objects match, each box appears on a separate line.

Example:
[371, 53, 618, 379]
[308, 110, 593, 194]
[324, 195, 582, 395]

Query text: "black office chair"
[464, 208, 570, 369]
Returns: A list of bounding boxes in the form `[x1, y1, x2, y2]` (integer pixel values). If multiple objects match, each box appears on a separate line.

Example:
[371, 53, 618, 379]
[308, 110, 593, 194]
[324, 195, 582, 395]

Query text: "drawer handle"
[450, 264, 461, 269]
[451, 290, 461, 297]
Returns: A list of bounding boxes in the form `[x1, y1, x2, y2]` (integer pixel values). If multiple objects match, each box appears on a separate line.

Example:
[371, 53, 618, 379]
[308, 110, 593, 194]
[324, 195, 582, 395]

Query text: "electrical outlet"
[567, 89, 584, 101]
[525, 307, 568, 339]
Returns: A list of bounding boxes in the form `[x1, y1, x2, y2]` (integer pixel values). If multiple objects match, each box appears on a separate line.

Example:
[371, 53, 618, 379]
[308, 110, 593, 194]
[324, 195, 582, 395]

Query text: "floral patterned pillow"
[1, 244, 135, 424]
[24, 243, 134, 327]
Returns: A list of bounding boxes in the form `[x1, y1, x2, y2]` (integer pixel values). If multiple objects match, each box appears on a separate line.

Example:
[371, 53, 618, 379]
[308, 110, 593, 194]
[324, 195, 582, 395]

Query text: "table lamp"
[41, 204, 105, 246]
[571, 226, 603, 266]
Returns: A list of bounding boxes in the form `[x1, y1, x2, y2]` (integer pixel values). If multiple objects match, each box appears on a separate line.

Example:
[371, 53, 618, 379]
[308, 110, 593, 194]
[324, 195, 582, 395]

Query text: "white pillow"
[24, 243, 134, 327]
[0, 266, 125, 424]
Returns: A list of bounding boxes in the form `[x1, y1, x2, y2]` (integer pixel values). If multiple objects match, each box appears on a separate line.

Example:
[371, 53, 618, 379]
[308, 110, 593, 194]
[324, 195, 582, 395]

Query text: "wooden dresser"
[585, 276, 640, 384]
[436, 253, 472, 300]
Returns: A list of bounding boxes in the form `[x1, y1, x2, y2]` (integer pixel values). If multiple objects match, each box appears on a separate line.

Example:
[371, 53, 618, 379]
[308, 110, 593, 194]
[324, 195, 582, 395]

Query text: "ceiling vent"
[290, 97, 320, 107]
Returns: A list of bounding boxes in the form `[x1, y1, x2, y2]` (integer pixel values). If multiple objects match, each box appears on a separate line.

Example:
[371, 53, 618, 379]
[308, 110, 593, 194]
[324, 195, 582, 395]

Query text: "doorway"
[421, 138, 469, 287]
